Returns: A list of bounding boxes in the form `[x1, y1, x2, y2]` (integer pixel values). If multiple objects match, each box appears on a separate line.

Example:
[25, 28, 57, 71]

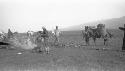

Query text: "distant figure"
[0, 30, 6, 41]
[7, 29, 13, 39]
[27, 31, 34, 37]
[119, 24, 125, 50]
[53, 26, 61, 44]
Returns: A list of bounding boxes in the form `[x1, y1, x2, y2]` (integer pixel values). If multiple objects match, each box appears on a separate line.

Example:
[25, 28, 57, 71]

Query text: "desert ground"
[0, 29, 125, 71]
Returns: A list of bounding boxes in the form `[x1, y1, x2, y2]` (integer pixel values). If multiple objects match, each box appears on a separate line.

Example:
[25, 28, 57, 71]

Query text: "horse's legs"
[86, 42, 88, 46]
[85, 38, 89, 46]
[57, 36, 59, 42]
[44, 38, 50, 54]
[87, 40, 90, 45]
[43, 37, 48, 46]
[104, 38, 108, 46]
[93, 37, 96, 46]
[104, 39, 105, 45]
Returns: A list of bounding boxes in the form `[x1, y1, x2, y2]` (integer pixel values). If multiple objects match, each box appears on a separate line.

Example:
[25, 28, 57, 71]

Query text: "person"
[41, 27, 49, 48]
[119, 24, 125, 50]
[54, 26, 61, 44]
[7, 29, 13, 39]
[0, 30, 6, 41]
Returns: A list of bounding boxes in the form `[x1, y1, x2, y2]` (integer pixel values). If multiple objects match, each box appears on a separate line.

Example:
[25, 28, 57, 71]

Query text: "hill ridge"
[60, 16, 125, 31]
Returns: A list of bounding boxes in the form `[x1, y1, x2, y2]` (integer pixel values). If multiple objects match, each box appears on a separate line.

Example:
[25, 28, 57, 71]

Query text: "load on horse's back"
[97, 24, 113, 38]
[97, 24, 106, 37]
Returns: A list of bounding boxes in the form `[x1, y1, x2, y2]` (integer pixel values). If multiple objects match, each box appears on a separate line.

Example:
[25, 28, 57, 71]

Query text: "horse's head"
[85, 26, 89, 32]
[56, 26, 58, 30]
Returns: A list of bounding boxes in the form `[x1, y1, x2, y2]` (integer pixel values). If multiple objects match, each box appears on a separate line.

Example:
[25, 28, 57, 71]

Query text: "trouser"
[54, 36, 59, 43]
[122, 37, 125, 50]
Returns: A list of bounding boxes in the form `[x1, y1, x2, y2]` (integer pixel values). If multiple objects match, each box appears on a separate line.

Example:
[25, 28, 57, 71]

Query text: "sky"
[0, 0, 125, 33]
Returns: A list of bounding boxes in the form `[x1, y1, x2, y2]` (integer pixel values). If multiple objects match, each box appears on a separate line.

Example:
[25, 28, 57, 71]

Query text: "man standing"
[119, 24, 125, 50]
[54, 26, 61, 44]
[7, 29, 13, 39]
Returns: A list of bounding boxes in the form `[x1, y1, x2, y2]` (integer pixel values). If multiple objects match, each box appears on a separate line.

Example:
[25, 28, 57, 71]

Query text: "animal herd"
[0, 24, 114, 53]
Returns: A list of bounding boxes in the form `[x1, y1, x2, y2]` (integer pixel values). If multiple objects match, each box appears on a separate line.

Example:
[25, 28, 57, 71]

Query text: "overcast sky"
[0, 0, 125, 32]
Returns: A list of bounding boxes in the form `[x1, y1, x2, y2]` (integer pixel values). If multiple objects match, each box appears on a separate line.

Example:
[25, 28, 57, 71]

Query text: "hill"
[60, 16, 125, 31]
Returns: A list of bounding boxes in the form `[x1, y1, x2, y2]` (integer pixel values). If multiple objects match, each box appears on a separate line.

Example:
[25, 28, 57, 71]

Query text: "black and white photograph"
[0, 0, 125, 71]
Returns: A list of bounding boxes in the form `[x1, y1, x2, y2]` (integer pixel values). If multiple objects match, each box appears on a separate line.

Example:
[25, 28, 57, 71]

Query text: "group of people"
[27, 26, 61, 53]
[0, 26, 61, 53]
[0, 29, 13, 42]
[1, 24, 125, 51]
[26, 26, 61, 47]
[0, 24, 112, 47]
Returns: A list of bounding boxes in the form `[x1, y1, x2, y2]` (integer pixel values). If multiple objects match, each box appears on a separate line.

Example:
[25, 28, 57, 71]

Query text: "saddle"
[38, 31, 49, 38]
[94, 31, 101, 38]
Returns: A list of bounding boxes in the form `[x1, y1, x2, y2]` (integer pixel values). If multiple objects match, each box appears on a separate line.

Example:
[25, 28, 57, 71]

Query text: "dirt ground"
[0, 30, 125, 71]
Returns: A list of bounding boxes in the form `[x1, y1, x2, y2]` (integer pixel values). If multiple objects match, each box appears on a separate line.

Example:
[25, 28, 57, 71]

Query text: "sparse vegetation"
[0, 29, 124, 71]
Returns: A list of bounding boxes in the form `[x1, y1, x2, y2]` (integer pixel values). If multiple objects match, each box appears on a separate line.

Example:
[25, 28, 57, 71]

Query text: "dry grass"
[0, 29, 124, 71]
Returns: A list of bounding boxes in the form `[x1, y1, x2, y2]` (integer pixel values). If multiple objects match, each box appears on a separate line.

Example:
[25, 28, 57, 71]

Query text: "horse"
[82, 26, 98, 45]
[82, 24, 113, 45]
[82, 26, 91, 45]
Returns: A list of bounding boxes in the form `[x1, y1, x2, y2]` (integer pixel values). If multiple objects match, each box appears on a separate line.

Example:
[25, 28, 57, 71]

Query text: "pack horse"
[82, 24, 113, 45]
